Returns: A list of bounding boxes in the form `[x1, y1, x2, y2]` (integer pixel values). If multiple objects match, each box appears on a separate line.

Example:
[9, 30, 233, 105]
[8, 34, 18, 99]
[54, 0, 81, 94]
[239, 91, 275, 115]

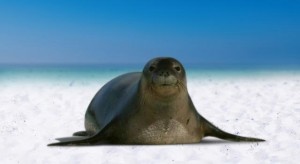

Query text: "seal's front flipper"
[202, 118, 265, 142]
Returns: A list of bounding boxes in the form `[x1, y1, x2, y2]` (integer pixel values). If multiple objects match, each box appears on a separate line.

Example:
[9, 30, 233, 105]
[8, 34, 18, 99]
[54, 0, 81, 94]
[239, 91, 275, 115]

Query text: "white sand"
[1, 71, 300, 164]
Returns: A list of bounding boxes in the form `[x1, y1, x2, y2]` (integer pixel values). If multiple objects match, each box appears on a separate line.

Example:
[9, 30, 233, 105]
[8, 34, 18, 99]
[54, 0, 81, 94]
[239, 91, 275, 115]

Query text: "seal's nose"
[158, 70, 170, 77]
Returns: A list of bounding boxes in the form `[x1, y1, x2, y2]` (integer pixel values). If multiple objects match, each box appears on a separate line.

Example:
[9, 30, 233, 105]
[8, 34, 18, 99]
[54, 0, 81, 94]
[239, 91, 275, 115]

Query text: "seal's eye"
[149, 66, 155, 72]
[174, 66, 181, 72]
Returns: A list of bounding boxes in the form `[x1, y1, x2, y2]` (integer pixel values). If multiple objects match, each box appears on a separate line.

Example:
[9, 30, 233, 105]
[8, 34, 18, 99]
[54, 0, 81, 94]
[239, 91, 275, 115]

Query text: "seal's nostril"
[165, 72, 169, 77]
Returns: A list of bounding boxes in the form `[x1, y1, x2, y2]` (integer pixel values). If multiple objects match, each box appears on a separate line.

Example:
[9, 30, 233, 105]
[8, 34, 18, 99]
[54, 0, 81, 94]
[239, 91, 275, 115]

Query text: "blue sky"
[0, 0, 299, 65]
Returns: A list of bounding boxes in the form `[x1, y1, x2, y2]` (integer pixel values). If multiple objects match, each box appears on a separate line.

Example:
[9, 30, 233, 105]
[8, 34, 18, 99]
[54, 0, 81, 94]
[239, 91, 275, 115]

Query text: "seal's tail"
[48, 136, 95, 146]
[47, 133, 108, 146]
[203, 118, 265, 142]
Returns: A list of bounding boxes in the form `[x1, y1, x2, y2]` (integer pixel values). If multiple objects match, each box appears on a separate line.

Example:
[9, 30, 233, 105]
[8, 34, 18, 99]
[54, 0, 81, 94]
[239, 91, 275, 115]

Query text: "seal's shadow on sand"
[48, 137, 261, 147]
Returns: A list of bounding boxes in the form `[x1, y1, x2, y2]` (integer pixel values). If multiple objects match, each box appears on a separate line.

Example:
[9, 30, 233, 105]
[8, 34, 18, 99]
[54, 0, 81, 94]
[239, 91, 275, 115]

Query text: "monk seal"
[48, 57, 264, 146]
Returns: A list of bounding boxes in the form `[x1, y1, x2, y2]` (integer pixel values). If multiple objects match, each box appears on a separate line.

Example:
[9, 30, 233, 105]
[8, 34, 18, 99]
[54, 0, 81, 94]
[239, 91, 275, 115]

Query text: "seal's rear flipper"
[73, 131, 89, 136]
[55, 136, 88, 142]
[48, 133, 107, 146]
[48, 136, 93, 146]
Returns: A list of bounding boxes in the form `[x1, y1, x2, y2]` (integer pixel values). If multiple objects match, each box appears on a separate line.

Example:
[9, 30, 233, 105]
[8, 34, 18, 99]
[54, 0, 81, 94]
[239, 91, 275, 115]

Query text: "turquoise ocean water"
[1, 63, 300, 82]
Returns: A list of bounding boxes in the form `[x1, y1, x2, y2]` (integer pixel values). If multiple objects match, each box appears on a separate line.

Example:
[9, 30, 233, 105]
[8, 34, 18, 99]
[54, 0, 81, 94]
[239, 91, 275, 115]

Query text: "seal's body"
[48, 57, 264, 146]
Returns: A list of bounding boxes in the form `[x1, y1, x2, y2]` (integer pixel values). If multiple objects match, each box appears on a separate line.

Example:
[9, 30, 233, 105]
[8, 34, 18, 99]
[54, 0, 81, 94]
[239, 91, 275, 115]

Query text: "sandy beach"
[1, 70, 299, 163]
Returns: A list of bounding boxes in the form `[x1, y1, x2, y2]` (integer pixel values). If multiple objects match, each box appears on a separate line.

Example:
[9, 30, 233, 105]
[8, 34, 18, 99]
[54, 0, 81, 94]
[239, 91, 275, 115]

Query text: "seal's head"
[141, 57, 187, 98]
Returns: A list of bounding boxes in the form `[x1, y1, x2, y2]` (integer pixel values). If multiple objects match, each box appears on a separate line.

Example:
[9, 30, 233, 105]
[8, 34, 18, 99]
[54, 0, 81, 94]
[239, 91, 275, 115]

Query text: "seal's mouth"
[156, 84, 172, 88]
[151, 81, 176, 86]
[151, 76, 177, 87]
[150, 79, 180, 97]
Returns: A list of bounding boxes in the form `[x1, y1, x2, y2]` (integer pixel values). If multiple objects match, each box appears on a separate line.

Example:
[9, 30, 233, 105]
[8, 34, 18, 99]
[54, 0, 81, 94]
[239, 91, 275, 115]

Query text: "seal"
[48, 57, 265, 146]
